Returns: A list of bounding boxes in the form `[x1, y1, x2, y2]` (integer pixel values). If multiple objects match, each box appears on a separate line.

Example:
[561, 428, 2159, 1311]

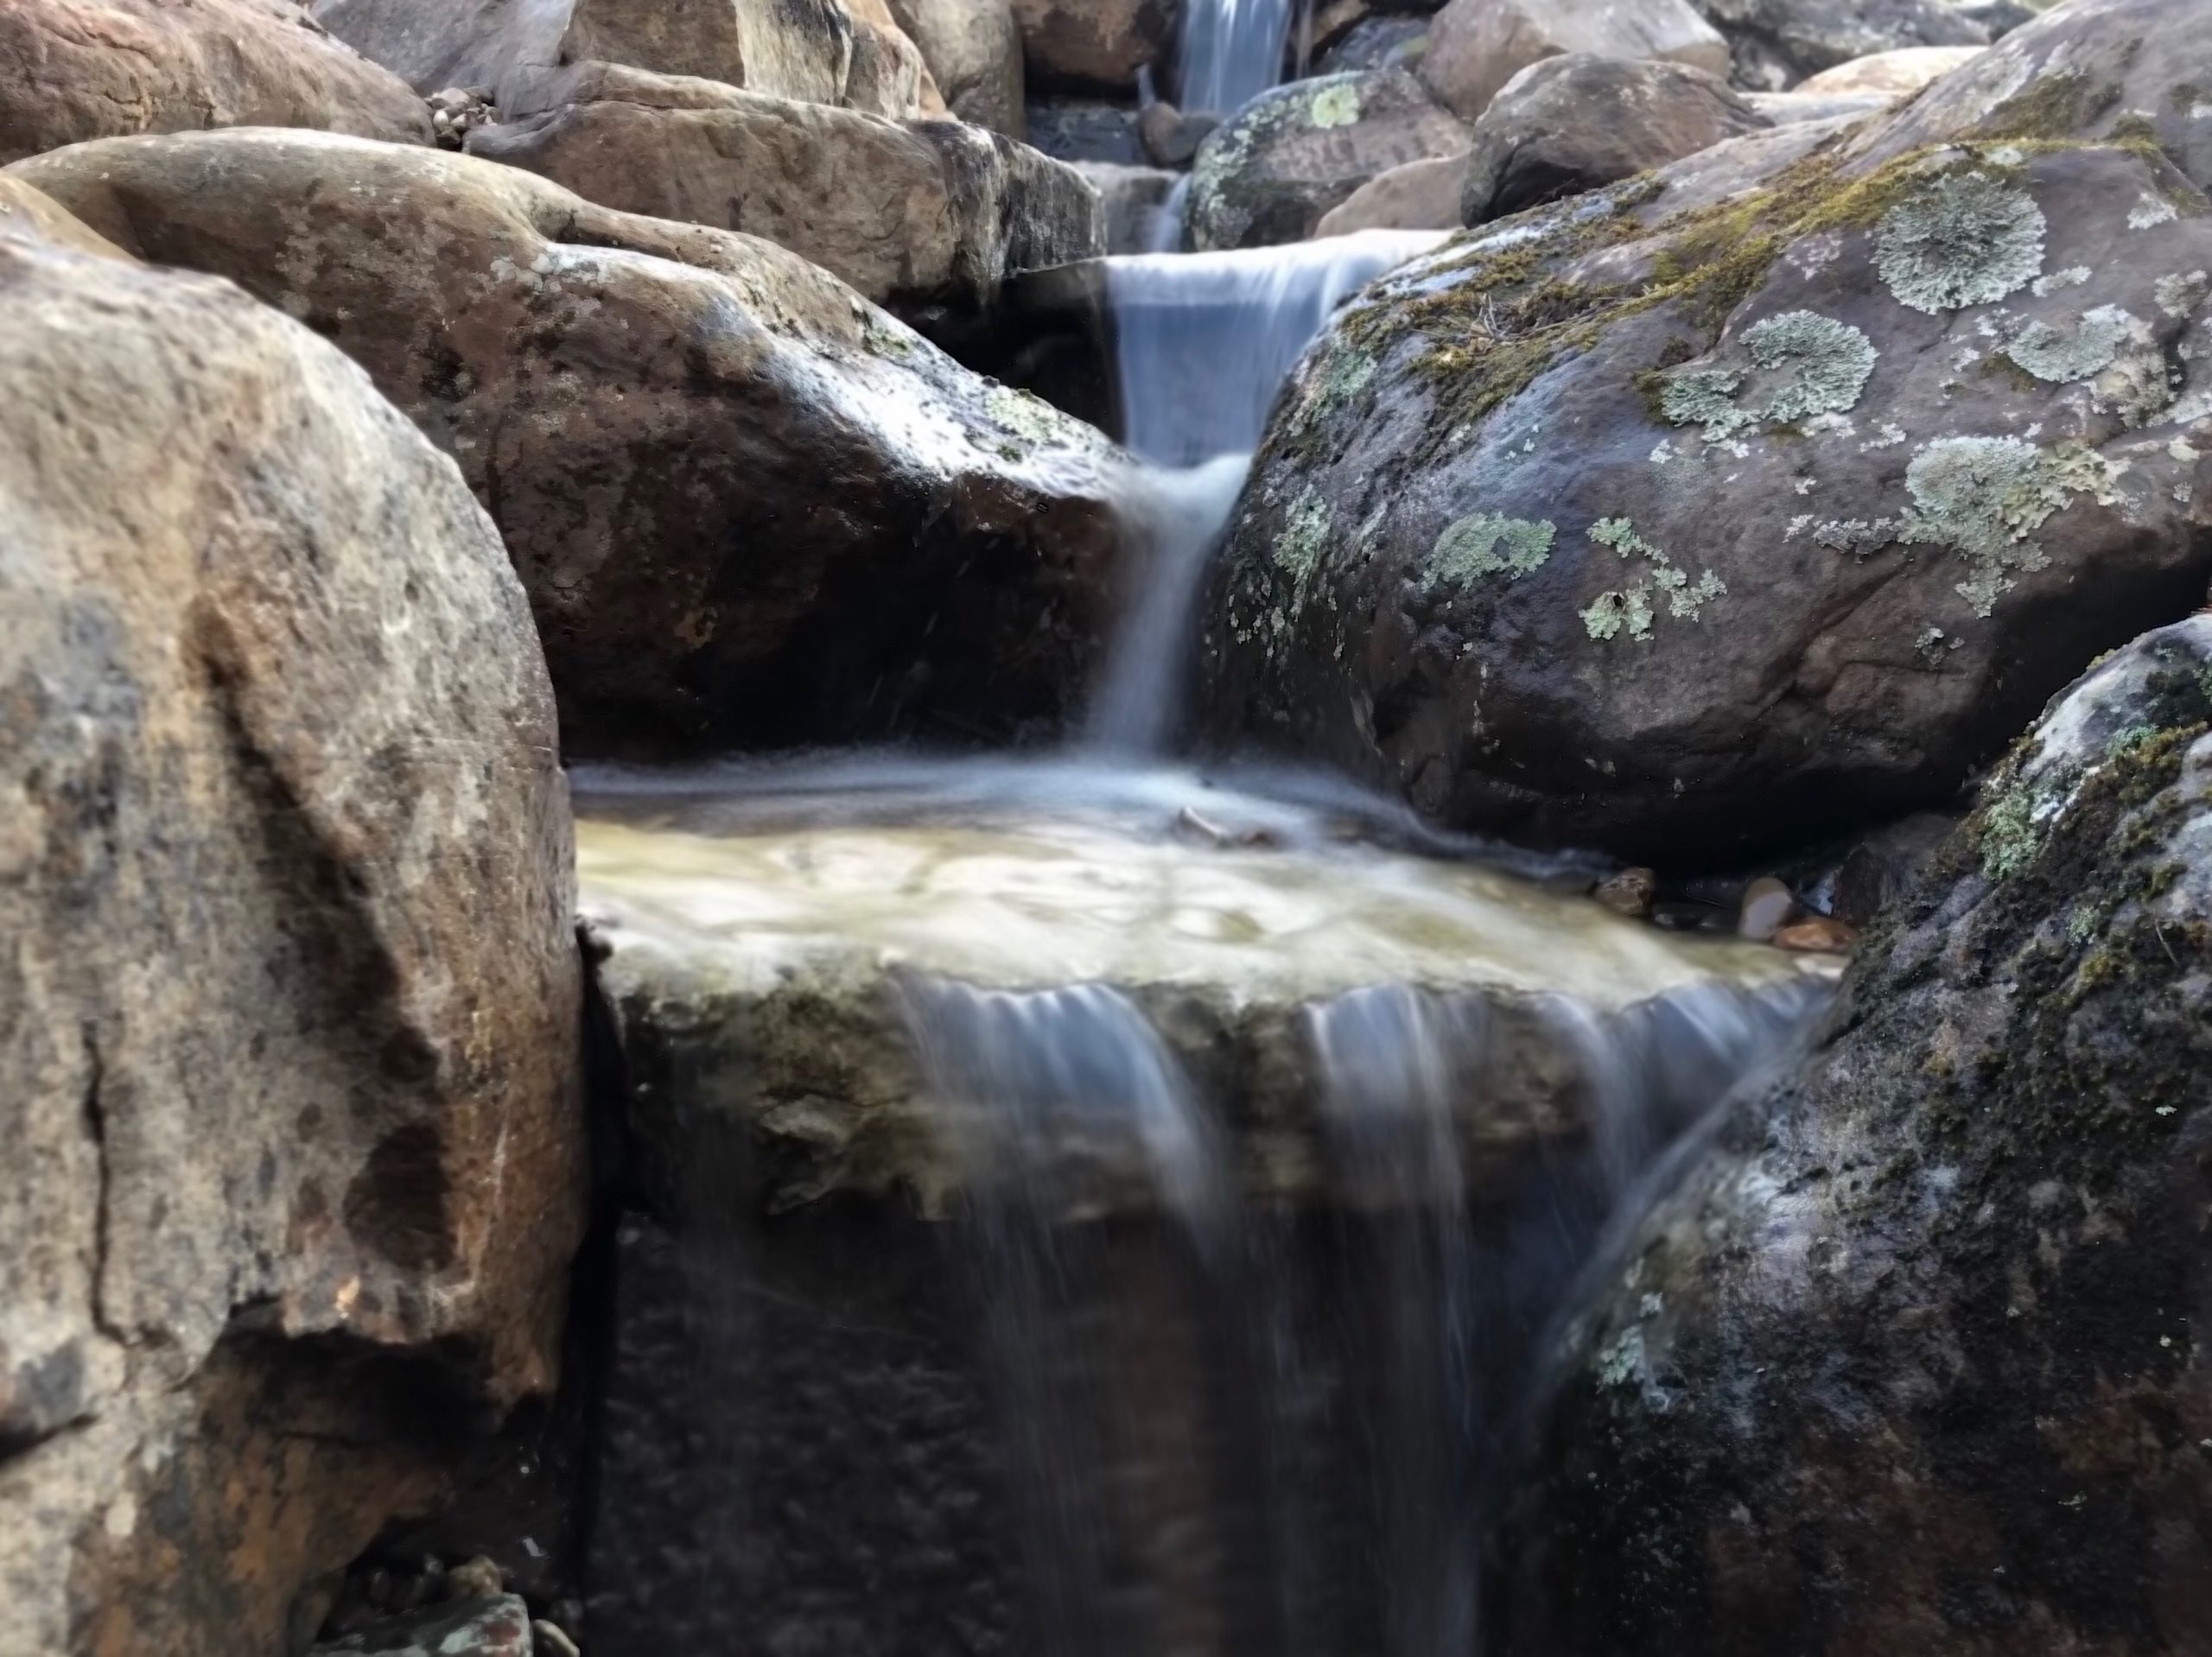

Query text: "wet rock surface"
[0, 176, 581, 1656]
[1459, 54, 1772, 226]
[1200, 69, 2212, 861]
[1499, 618, 2212, 1654]
[0, 0, 432, 165]
[1187, 69, 1469, 251]
[11, 130, 1129, 758]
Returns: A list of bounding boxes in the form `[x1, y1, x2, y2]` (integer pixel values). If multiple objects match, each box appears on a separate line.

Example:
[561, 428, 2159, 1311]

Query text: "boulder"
[11, 129, 1131, 757]
[1187, 69, 1470, 251]
[1416, 0, 1731, 124]
[0, 176, 581, 1655]
[460, 72, 1102, 317]
[1796, 42, 1984, 95]
[887, 0, 1026, 133]
[1139, 98, 1217, 168]
[1315, 13, 1430, 76]
[1690, 0, 1988, 91]
[310, 0, 933, 117]
[0, 0, 430, 166]
[1853, 0, 2212, 196]
[1025, 93, 1145, 162]
[1317, 152, 1466, 234]
[1458, 54, 1772, 226]
[1198, 111, 2212, 862]
[1745, 87, 1895, 124]
[1072, 158, 1184, 251]
[1009, 0, 1174, 93]
[1500, 618, 2212, 1654]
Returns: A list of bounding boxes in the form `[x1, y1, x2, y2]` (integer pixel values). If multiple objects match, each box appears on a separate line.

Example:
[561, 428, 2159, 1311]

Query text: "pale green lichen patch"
[1661, 310, 1878, 441]
[1897, 435, 2120, 616]
[2127, 193, 2180, 230]
[1309, 81, 1362, 128]
[2031, 265, 2090, 297]
[1874, 169, 2047, 315]
[2155, 270, 2210, 319]
[1275, 489, 1333, 587]
[1580, 517, 1726, 642]
[984, 384, 1080, 444]
[2005, 304, 2139, 383]
[1427, 514, 1554, 588]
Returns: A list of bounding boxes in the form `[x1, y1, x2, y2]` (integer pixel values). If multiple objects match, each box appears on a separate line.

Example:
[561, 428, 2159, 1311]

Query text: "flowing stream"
[576, 225, 1838, 1655]
[1176, 0, 1307, 117]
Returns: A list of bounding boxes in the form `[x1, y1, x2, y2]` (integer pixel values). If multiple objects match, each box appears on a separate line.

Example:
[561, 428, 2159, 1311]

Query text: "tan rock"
[1796, 43, 1983, 96]
[0, 184, 579, 1655]
[1592, 867, 1662, 920]
[1010, 0, 1175, 92]
[1738, 878, 1797, 942]
[11, 129, 1129, 755]
[1417, 0, 1731, 122]
[845, 0, 949, 115]
[0, 175, 128, 257]
[887, 0, 1027, 134]
[0, 0, 430, 165]
[1316, 151, 1468, 234]
[1771, 917, 1860, 953]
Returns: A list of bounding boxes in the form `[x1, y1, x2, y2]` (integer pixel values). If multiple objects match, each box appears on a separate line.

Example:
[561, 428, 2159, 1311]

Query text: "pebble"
[1592, 867, 1658, 919]
[1738, 876, 1796, 942]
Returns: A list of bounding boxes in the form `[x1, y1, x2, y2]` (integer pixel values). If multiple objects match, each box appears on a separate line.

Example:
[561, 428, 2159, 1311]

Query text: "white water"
[1177, 0, 1307, 117]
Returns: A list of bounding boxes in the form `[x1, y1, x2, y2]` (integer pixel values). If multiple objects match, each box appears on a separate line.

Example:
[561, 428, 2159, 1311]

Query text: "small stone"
[1772, 917, 1859, 954]
[1593, 867, 1660, 919]
[1738, 876, 1796, 942]
[445, 1557, 504, 1600]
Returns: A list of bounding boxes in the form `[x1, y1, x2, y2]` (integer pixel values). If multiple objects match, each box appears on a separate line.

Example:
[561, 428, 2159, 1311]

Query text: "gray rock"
[1691, 0, 1989, 91]
[1459, 54, 1772, 226]
[314, 1596, 533, 1656]
[1026, 93, 1147, 162]
[1745, 87, 1895, 124]
[11, 130, 1130, 757]
[1501, 616, 2212, 1654]
[1316, 13, 1431, 76]
[1199, 106, 2212, 861]
[0, 0, 431, 165]
[1072, 159, 1185, 251]
[0, 172, 580, 1657]
[1140, 98, 1218, 168]
[1418, 0, 1731, 124]
[1187, 69, 1470, 251]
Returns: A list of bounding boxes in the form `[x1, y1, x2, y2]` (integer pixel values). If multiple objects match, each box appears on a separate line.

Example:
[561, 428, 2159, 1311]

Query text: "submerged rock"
[1417, 0, 1731, 124]
[1689, 0, 1989, 92]
[0, 178, 581, 1655]
[11, 129, 1129, 757]
[1200, 68, 2212, 860]
[1459, 54, 1772, 226]
[1500, 617, 2212, 1654]
[0, 0, 431, 165]
[1187, 70, 1470, 251]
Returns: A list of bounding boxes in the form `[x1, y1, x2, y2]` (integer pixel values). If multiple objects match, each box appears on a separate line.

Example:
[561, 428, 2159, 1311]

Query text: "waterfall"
[1088, 231, 1446, 752]
[1177, 0, 1307, 117]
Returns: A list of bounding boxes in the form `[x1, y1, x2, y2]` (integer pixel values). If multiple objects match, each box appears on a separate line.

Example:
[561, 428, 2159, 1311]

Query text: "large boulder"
[1499, 618, 2212, 1654]
[887, 0, 1027, 134]
[1459, 54, 1772, 226]
[0, 0, 430, 166]
[1690, 0, 1989, 91]
[0, 177, 581, 1654]
[1416, 0, 1731, 124]
[310, 0, 935, 117]
[11, 129, 1131, 758]
[1796, 42, 1985, 96]
[1187, 69, 1470, 251]
[461, 71, 1102, 317]
[1199, 95, 2212, 862]
[1009, 0, 1174, 93]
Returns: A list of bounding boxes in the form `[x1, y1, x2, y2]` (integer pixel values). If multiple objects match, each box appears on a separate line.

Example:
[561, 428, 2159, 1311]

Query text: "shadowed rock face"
[0, 182, 581, 1655]
[1009, 0, 1174, 94]
[888, 0, 1026, 134]
[1497, 618, 2212, 1656]
[1199, 93, 2212, 862]
[10, 130, 1130, 759]
[0, 0, 432, 165]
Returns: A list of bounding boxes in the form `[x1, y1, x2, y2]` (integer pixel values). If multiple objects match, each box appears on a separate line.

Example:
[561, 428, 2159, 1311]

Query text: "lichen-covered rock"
[311, 0, 934, 117]
[0, 0, 431, 165]
[1497, 618, 2212, 1654]
[1187, 70, 1470, 251]
[1690, 0, 1988, 92]
[10, 129, 1128, 758]
[887, 0, 1026, 134]
[1008, 0, 1173, 93]
[1199, 124, 2212, 863]
[1459, 54, 1772, 227]
[0, 176, 580, 1656]
[1854, 0, 2212, 195]
[461, 73, 1101, 316]
[1416, 0, 1731, 124]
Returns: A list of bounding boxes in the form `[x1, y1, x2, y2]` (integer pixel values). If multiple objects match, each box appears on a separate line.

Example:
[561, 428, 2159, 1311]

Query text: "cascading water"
[1176, 0, 1306, 117]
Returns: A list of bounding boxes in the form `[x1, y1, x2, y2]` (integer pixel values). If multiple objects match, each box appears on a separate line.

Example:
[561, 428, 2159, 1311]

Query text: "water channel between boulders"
[573, 226, 1840, 1656]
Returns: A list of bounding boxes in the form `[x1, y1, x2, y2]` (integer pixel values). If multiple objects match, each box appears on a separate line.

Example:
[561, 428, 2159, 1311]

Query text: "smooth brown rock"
[462, 75, 1102, 314]
[1010, 0, 1174, 92]
[0, 0, 431, 165]
[11, 129, 1131, 757]
[1592, 867, 1661, 920]
[845, 0, 948, 116]
[1795, 42, 1982, 95]
[0, 182, 580, 1656]
[1316, 151, 1466, 233]
[1770, 916, 1858, 951]
[887, 0, 1026, 132]
[1459, 54, 1770, 225]
[1416, 0, 1730, 123]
